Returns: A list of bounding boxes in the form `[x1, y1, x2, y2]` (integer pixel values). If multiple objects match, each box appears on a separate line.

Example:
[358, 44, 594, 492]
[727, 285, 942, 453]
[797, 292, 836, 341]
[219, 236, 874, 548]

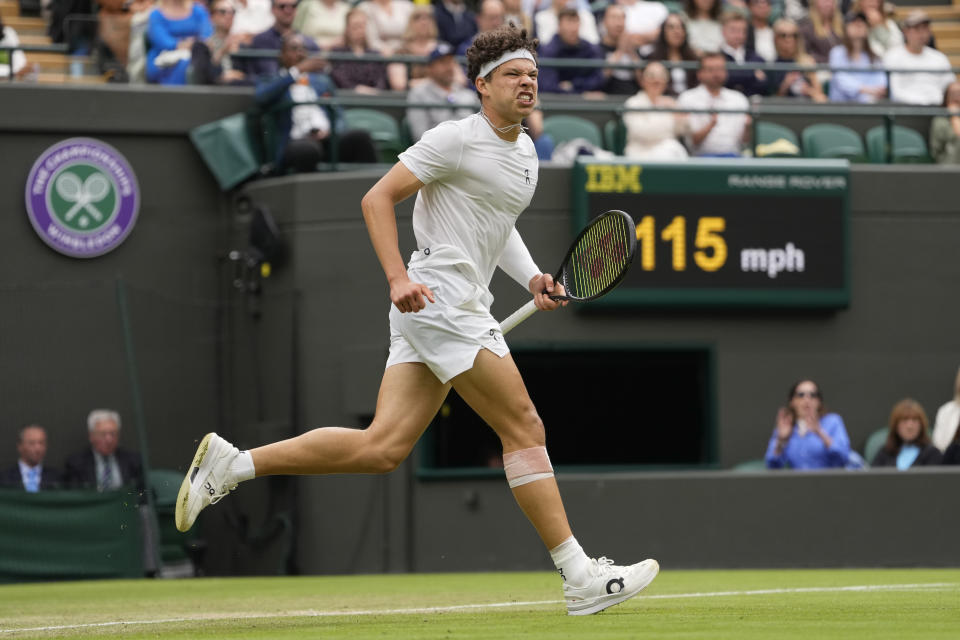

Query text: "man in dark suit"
[63, 409, 144, 494]
[0, 424, 62, 491]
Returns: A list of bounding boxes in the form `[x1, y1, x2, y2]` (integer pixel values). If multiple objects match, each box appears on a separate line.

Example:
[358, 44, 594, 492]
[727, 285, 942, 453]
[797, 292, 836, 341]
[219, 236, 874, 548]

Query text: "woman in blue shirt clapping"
[766, 379, 852, 469]
[828, 11, 887, 103]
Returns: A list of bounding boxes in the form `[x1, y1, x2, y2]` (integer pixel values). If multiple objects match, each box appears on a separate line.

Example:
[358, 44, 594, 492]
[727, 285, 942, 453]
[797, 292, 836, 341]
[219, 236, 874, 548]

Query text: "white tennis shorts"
[385, 267, 509, 383]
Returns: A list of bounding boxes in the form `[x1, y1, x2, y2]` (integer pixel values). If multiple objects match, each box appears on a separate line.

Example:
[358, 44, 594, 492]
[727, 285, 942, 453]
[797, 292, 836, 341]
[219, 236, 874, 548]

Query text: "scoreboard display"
[571, 158, 850, 308]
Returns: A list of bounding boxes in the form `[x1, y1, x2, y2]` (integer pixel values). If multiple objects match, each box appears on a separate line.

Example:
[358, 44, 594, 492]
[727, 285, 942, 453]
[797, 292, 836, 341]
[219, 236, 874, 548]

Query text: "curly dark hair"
[465, 24, 539, 87]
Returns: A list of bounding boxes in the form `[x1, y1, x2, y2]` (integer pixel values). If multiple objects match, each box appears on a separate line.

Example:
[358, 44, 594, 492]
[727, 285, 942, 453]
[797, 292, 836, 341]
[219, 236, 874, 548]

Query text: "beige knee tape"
[503, 446, 554, 488]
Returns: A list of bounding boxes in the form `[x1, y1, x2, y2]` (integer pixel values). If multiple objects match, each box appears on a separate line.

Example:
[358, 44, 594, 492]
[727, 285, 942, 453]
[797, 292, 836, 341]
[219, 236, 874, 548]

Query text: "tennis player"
[176, 24, 658, 616]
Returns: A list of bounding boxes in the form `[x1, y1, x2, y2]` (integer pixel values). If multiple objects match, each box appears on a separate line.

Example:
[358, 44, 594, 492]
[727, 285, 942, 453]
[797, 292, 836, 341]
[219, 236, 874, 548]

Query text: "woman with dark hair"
[828, 12, 886, 103]
[329, 7, 395, 92]
[765, 379, 852, 469]
[871, 399, 942, 468]
[646, 12, 698, 96]
[684, 0, 722, 54]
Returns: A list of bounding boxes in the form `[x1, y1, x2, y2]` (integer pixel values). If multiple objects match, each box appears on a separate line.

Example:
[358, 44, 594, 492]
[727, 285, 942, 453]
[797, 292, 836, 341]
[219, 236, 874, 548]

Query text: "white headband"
[478, 49, 536, 79]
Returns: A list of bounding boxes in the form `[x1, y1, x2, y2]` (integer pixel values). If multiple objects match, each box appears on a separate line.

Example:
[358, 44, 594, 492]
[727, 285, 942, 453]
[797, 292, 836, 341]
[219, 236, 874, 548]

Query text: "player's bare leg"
[452, 349, 659, 615]
[175, 362, 448, 531]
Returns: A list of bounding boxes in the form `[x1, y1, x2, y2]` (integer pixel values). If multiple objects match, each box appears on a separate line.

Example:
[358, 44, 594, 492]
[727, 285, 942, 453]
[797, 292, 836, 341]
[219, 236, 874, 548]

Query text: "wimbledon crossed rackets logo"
[25, 138, 139, 258]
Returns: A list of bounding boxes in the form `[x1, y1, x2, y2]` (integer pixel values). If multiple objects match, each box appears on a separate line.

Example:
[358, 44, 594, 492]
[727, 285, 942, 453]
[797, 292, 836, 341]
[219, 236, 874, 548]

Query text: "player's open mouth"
[517, 92, 535, 106]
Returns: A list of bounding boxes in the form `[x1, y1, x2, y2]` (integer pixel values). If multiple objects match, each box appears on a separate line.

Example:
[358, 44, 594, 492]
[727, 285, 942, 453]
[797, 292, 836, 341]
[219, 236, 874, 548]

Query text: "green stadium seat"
[543, 115, 604, 149]
[603, 119, 626, 155]
[732, 458, 768, 471]
[189, 112, 262, 190]
[862, 428, 888, 466]
[343, 108, 404, 163]
[755, 121, 801, 158]
[801, 123, 866, 162]
[865, 125, 931, 164]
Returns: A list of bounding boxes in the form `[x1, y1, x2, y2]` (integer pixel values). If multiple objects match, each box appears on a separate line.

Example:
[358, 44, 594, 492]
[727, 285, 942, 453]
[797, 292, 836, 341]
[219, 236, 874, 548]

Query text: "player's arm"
[360, 162, 435, 313]
[499, 227, 566, 312]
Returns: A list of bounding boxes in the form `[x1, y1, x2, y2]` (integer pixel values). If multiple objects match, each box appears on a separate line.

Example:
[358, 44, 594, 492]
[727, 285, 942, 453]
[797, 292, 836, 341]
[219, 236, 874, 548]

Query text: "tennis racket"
[499, 209, 637, 335]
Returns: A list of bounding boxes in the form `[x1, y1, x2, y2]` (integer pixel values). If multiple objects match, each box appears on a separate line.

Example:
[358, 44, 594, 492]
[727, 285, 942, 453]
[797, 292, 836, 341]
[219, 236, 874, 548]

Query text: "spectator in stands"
[389, 6, 442, 90]
[746, 0, 775, 62]
[233, 0, 275, 37]
[240, 0, 320, 81]
[623, 61, 688, 159]
[930, 81, 960, 164]
[799, 0, 843, 63]
[330, 8, 395, 92]
[765, 379, 853, 469]
[64, 409, 144, 492]
[361, 0, 414, 56]
[145, 0, 212, 85]
[0, 425, 61, 491]
[256, 33, 378, 172]
[0, 14, 27, 80]
[931, 365, 960, 449]
[883, 10, 955, 105]
[503, 0, 532, 33]
[677, 51, 750, 156]
[619, 0, 669, 52]
[457, 0, 505, 56]
[646, 12, 699, 97]
[828, 11, 886, 102]
[535, 0, 600, 47]
[96, 0, 157, 81]
[600, 4, 641, 95]
[125, 0, 158, 83]
[871, 399, 943, 468]
[434, 0, 477, 52]
[406, 42, 477, 141]
[943, 426, 960, 465]
[538, 6, 606, 95]
[853, 0, 902, 58]
[720, 10, 768, 97]
[191, 0, 253, 85]
[294, 0, 350, 49]
[768, 17, 827, 101]
[684, 0, 723, 55]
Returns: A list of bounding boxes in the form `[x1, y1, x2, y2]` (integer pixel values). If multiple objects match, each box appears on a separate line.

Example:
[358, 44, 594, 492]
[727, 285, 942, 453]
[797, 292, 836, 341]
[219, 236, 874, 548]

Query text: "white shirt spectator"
[753, 25, 775, 62]
[676, 84, 749, 155]
[294, 0, 350, 48]
[232, 0, 275, 35]
[622, 0, 668, 37]
[883, 44, 955, 105]
[362, 0, 415, 54]
[623, 92, 688, 160]
[932, 399, 960, 452]
[687, 18, 723, 54]
[0, 25, 27, 78]
[535, 7, 600, 45]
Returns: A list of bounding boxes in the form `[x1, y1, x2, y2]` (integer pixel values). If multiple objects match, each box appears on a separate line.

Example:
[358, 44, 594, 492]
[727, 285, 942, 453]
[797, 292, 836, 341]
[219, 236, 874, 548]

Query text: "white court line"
[1, 582, 956, 635]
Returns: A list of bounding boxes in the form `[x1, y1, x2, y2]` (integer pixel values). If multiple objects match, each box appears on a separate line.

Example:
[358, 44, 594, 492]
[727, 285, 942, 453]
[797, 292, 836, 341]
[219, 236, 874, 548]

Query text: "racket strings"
[567, 214, 632, 298]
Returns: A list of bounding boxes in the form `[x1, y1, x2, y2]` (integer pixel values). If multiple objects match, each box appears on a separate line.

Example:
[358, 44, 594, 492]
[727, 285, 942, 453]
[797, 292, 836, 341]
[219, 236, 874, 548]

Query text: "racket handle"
[499, 299, 538, 335]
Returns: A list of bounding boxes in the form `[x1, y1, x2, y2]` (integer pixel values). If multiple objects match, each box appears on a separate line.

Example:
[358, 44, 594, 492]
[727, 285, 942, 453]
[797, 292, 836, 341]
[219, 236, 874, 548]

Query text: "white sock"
[549, 536, 592, 587]
[228, 451, 256, 483]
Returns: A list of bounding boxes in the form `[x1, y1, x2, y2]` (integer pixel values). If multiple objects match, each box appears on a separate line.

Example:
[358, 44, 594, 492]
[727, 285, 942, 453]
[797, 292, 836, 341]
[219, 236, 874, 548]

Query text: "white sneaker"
[563, 557, 660, 616]
[175, 433, 239, 532]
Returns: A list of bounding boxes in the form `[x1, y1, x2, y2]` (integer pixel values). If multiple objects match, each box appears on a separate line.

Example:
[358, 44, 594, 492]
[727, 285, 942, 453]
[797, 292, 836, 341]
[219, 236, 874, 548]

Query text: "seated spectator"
[677, 52, 750, 157]
[646, 12, 699, 97]
[456, 0, 505, 56]
[361, 0, 414, 56]
[538, 6, 605, 95]
[96, 0, 157, 81]
[64, 409, 144, 492]
[931, 365, 960, 450]
[256, 34, 378, 172]
[434, 0, 477, 52]
[191, 0, 253, 85]
[768, 17, 827, 101]
[535, 0, 600, 47]
[48, 0, 98, 49]
[943, 427, 960, 464]
[600, 4, 640, 95]
[146, 0, 212, 85]
[389, 6, 441, 90]
[871, 399, 943, 469]
[765, 379, 852, 469]
[406, 43, 477, 141]
[503, 0, 532, 33]
[853, 0, 902, 58]
[883, 10, 955, 105]
[684, 0, 723, 55]
[746, 0, 775, 62]
[0, 425, 61, 491]
[828, 12, 886, 102]
[930, 81, 960, 164]
[720, 10, 768, 97]
[232, 0, 275, 37]
[623, 61, 688, 159]
[330, 8, 393, 92]
[619, 0, 669, 51]
[125, 0, 157, 83]
[239, 0, 320, 81]
[293, 0, 350, 49]
[0, 14, 27, 80]
[799, 0, 843, 63]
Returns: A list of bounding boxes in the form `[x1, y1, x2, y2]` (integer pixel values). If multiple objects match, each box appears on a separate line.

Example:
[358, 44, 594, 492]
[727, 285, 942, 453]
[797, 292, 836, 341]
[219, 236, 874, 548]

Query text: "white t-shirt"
[883, 45, 955, 105]
[398, 113, 540, 305]
[623, 1, 668, 36]
[676, 84, 749, 156]
[232, 0, 275, 35]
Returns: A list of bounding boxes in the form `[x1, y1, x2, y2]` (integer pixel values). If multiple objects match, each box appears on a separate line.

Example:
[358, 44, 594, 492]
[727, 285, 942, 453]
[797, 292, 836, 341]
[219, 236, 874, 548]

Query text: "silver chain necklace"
[479, 108, 528, 133]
